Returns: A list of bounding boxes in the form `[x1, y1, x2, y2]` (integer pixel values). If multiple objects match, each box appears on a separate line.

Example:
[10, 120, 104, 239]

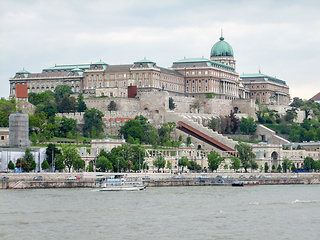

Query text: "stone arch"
[271, 151, 278, 160]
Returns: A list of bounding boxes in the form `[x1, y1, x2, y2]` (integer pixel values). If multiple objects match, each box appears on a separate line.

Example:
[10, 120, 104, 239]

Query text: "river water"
[0, 185, 320, 240]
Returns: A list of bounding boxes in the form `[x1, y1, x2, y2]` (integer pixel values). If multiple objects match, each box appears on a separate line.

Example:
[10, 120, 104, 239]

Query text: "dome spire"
[220, 29, 224, 41]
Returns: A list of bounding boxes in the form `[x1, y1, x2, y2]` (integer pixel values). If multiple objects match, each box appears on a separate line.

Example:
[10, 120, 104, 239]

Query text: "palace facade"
[9, 34, 288, 104]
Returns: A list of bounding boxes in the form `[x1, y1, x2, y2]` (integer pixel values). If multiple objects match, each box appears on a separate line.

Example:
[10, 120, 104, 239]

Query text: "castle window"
[198, 71, 201, 75]
[192, 86, 195, 92]
[257, 85, 259, 88]
[115, 81, 118, 87]
[123, 81, 126, 87]
[99, 75, 102, 79]
[145, 73, 148, 77]
[99, 82, 102, 87]
[192, 80, 195, 84]
[205, 79, 208, 83]
[205, 71, 208, 75]
[115, 74, 118, 79]
[199, 79, 201, 83]
[186, 72, 189, 76]
[139, 73, 142, 78]
[107, 74, 110, 79]
[145, 80, 148, 86]
[186, 80, 189, 84]
[263, 85, 265, 88]
[139, 80, 142, 86]
[106, 81, 109, 87]
[205, 86, 208, 92]
[198, 86, 201, 92]
[133, 73, 136, 78]
[192, 72, 195, 75]
[124, 74, 127, 78]
[94, 75, 97, 80]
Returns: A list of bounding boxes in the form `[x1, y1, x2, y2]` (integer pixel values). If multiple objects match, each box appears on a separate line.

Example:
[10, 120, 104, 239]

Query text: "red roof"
[16, 84, 28, 98]
[310, 92, 320, 101]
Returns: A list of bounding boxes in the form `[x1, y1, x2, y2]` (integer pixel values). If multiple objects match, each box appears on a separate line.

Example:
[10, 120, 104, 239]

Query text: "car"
[259, 175, 265, 178]
[142, 176, 150, 180]
[227, 175, 234, 179]
[67, 176, 79, 180]
[239, 175, 246, 179]
[173, 175, 181, 179]
[291, 175, 298, 179]
[216, 175, 223, 178]
[280, 175, 287, 179]
[218, 179, 224, 183]
[33, 176, 43, 180]
[222, 175, 227, 179]
[249, 175, 255, 179]
[265, 175, 271, 178]
[1, 176, 9, 180]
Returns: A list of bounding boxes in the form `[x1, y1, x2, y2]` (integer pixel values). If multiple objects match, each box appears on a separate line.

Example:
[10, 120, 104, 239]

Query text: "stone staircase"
[166, 112, 237, 151]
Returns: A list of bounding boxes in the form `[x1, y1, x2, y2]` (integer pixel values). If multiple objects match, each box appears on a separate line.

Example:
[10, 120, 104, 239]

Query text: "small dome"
[180, 143, 186, 147]
[189, 143, 195, 148]
[210, 36, 234, 57]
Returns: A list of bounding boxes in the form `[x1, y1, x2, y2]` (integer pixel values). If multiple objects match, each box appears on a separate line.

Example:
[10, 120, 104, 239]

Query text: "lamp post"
[118, 159, 120, 173]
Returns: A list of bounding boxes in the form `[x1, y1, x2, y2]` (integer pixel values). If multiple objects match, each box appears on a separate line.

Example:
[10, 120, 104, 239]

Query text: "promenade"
[1, 172, 320, 189]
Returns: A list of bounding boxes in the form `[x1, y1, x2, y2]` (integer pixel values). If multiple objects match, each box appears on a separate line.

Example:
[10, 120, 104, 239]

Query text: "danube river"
[1, 185, 320, 240]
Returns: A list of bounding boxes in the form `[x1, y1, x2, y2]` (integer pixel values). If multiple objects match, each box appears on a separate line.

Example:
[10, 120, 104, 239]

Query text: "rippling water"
[1, 185, 320, 240]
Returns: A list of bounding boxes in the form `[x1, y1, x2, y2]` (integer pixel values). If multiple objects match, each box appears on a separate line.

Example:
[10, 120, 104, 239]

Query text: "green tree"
[54, 85, 73, 101]
[57, 94, 76, 113]
[153, 155, 166, 172]
[282, 158, 292, 173]
[272, 165, 276, 172]
[8, 160, 15, 170]
[291, 163, 297, 172]
[250, 160, 259, 172]
[45, 143, 62, 166]
[277, 164, 282, 173]
[0, 98, 16, 127]
[189, 160, 201, 172]
[167, 161, 172, 170]
[61, 145, 82, 172]
[134, 115, 158, 145]
[207, 117, 217, 131]
[54, 154, 66, 171]
[230, 155, 241, 172]
[77, 94, 87, 112]
[107, 100, 118, 111]
[178, 156, 190, 173]
[207, 150, 225, 172]
[304, 157, 315, 171]
[158, 122, 176, 142]
[96, 156, 113, 172]
[73, 157, 85, 171]
[83, 108, 105, 138]
[41, 159, 50, 170]
[239, 117, 257, 135]
[169, 97, 176, 110]
[264, 163, 269, 173]
[235, 143, 256, 173]
[16, 148, 36, 172]
[120, 119, 143, 143]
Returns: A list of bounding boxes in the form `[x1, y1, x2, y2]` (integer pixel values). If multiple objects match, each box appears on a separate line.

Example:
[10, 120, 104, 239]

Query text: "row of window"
[186, 79, 209, 84]
[251, 85, 265, 89]
[185, 70, 237, 80]
[186, 86, 209, 92]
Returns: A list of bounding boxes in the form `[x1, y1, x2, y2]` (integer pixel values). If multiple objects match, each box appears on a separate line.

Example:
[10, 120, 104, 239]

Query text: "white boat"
[94, 174, 146, 191]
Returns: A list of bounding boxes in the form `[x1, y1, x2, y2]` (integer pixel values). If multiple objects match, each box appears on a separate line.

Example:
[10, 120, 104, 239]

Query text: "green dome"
[210, 36, 234, 57]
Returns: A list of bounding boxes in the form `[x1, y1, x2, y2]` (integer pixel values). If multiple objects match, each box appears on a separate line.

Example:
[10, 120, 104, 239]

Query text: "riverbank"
[1, 172, 320, 189]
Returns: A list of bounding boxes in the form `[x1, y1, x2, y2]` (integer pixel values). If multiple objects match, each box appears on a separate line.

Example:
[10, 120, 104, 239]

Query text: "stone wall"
[84, 97, 141, 112]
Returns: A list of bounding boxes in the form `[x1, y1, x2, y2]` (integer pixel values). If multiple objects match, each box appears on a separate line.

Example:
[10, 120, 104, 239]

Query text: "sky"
[1, 0, 320, 100]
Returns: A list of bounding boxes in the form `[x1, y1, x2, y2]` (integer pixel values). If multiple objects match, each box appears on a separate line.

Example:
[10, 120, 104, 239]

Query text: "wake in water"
[292, 199, 320, 204]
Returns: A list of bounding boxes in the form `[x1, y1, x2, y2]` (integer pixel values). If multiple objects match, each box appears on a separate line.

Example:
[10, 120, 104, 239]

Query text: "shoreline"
[1, 172, 320, 189]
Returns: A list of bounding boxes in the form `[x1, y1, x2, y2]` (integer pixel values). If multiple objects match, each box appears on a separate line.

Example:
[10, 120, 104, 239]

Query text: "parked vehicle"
[67, 176, 80, 180]
[33, 176, 43, 180]
[291, 175, 298, 179]
[1, 176, 9, 180]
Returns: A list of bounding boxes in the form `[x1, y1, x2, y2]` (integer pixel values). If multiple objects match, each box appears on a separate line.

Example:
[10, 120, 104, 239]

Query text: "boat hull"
[99, 185, 146, 191]
[232, 181, 259, 187]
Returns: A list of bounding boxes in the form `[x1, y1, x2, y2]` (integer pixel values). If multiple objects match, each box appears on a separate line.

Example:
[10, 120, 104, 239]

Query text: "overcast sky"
[1, 0, 319, 100]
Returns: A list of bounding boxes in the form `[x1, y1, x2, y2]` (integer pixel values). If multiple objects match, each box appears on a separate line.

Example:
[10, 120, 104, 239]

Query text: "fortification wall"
[84, 97, 141, 112]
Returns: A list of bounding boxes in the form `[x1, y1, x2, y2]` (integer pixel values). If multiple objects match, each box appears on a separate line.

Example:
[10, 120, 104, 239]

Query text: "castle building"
[240, 72, 290, 105]
[8, 34, 286, 103]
